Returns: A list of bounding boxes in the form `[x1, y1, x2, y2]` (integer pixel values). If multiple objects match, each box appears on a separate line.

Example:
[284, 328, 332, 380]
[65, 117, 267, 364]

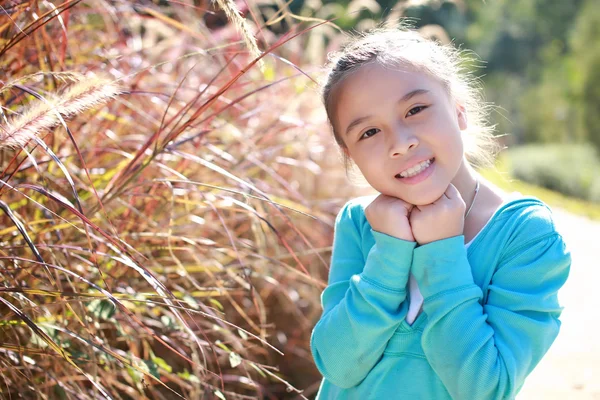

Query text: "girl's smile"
[332, 62, 469, 205]
[395, 157, 435, 184]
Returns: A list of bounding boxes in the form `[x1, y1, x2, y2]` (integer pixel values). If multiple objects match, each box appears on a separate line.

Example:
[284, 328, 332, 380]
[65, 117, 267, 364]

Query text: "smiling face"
[332, 62, 469, 205]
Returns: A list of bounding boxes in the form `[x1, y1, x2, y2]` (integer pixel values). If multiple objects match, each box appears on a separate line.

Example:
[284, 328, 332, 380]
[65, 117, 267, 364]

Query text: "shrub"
[505, 144, 600, 202]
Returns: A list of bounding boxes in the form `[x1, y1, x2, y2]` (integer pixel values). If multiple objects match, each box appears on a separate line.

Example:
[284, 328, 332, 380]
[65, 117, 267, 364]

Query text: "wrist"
[415, 222, 463, 245]
[362, 230, 417, 290]
[412, 235, 473, 297]
[372, 225, 415, 242]
[417, 230, 462, 245]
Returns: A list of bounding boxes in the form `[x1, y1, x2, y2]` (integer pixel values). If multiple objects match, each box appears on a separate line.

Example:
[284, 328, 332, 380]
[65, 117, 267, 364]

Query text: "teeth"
[399, 159, 431, 178]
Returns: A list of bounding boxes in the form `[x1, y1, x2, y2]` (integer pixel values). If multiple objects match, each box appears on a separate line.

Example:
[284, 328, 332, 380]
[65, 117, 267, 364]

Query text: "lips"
[395, 158, 435, 179]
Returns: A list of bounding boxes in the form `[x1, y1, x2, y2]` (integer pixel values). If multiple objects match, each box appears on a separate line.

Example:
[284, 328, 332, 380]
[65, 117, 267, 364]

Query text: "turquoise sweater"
[311, 196, 571, 399]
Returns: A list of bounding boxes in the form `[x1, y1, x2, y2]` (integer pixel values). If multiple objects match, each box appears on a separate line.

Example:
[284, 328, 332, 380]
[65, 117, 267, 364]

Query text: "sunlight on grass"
[482, 164, 600, 221]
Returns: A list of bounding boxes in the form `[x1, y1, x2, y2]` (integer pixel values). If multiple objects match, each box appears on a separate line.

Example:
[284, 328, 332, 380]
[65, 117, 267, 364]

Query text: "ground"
[518, 209, 600, 399]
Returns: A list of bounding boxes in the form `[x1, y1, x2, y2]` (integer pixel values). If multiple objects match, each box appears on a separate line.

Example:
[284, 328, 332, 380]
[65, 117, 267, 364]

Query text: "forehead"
[332, 63, 447, 128]
[337, 63, 442, 103]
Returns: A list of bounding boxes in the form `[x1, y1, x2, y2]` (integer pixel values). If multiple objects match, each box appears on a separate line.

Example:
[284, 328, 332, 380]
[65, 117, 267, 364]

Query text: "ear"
[456, 105, 467, 130]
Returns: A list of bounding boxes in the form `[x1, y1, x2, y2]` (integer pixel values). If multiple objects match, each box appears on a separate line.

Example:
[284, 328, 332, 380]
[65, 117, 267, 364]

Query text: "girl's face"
[333, 62, 468, 205]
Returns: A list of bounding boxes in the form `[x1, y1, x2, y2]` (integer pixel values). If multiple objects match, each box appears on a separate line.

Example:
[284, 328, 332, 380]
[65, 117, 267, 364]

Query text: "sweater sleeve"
[310, 200, 417, 388]
[411, 220, 571, 399]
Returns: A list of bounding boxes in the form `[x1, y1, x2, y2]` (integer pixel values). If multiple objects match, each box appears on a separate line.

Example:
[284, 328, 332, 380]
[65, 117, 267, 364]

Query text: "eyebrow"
[344, 89, 430, 136]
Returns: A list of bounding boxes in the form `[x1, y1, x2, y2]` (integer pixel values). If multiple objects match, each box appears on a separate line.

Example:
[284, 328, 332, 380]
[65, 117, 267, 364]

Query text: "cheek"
[428, 121, 463, 152]
[348, 146, 381, 177]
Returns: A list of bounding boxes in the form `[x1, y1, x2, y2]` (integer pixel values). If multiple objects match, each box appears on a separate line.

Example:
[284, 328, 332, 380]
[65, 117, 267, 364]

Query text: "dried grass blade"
[41, 324, 187, 399]
[0, 0, 83, 57]
[0, 296, 114, 399]
[0, 200, 52, 278]
[17, 184, 211, 371]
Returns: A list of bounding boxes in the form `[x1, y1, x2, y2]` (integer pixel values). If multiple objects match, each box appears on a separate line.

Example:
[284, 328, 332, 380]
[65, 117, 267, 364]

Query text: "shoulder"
[335, 195, 377, 227]
[332, 196, 378, 250]
[491, 196, 569, 263]
[494, 196, 559, 238]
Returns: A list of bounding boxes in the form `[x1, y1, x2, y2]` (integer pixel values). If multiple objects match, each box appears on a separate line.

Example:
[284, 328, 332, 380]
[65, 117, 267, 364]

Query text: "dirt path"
[518, 209, 600, 399]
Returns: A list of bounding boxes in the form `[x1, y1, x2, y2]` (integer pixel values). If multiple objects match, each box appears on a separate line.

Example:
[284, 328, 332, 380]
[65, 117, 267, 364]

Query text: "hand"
[410, 184, 465, 245]
[365, 194, 415, 242]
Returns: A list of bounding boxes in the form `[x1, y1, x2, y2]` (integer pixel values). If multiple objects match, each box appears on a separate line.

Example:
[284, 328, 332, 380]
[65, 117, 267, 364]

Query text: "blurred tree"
[464, 0, 583, 76]
[398, 1, 469, 43]
[570, 0, 600, 152]
[517, 0, 600, 148]
[461, 0, 585, 144]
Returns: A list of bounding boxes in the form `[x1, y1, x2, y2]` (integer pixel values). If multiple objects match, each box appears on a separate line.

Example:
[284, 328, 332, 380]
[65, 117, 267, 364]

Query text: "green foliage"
[482, 163, 600, 221]
[87, 299, 117, 320]
[518, 58, 584, 144]
[465, 0, 584, 76]
[505, 144, 600, 202]
[571, 0, 600, 153]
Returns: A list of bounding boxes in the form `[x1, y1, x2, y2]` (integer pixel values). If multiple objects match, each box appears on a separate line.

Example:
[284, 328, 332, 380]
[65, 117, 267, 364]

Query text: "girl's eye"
[406, 105, 428, 117]
[360, 128, 380, 140]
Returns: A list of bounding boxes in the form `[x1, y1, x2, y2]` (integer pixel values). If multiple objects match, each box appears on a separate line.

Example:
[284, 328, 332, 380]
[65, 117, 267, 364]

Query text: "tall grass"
[0, 1, 350, 398]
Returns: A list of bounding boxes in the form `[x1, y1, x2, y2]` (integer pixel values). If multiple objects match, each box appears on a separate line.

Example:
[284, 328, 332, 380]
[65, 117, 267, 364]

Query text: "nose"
[388, 126, 418, 158]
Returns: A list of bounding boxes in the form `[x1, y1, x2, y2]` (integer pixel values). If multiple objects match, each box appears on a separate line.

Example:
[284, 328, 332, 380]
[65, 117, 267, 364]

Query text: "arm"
[310, 200, 416, 388]
[412, 225, 570, 399]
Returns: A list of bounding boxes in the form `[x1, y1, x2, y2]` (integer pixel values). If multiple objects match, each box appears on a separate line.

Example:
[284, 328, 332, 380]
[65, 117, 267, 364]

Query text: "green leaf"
[215, 340, 229, 352]
[177, 369, 201, 383]
[151, 356, 173, 373]
[161, 314, 174, 329]
[209, 298, 224, 311]
[183, 294, 200, 310]
[87, 299, 116, 320]
[126, 360, 150, 385]
[53, 385, 68, 400]
[143, 359, 160, 379]
[249, 362, 267, 378]
[30, 325, 57, 349]
[214, 390, 226, 400]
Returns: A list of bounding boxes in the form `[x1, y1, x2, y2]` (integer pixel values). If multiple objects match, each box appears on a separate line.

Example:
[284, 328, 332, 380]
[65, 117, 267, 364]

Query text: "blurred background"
[0, 0, 597, 399]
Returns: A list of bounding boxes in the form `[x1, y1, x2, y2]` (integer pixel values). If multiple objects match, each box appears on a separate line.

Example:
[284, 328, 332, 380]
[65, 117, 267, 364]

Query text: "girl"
[310, 28, 571, 400]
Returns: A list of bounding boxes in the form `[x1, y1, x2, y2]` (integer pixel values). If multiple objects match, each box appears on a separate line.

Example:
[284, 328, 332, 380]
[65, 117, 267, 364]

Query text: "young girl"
[310, 28, 571, 400]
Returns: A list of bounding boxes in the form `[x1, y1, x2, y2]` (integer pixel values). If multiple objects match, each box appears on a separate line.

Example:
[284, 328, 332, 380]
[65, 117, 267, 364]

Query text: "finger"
[376, 193, 389, 202]
[432, 193, 447, 205]
[379, 194, 414, 210]
[397, 198, 414, 211]
[445, 184, 461, 200]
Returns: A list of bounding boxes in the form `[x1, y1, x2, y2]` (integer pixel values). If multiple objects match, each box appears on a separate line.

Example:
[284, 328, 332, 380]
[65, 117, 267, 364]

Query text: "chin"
[405, 193, 443, 206]
[383, 188, 446, 206]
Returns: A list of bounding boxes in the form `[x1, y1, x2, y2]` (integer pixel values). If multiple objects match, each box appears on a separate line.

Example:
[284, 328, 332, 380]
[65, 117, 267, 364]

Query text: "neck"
[452, 159, 479, 212]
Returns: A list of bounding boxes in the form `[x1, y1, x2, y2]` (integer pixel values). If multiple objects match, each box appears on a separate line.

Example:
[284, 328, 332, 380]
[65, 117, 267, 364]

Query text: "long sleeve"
[310, 201, 417, 388]
[411, 220, 571, 399]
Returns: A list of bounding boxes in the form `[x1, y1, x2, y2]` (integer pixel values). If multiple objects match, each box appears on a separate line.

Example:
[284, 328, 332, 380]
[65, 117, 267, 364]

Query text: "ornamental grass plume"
[0, 74, 122, 150]
[212, 0, 264, 67]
